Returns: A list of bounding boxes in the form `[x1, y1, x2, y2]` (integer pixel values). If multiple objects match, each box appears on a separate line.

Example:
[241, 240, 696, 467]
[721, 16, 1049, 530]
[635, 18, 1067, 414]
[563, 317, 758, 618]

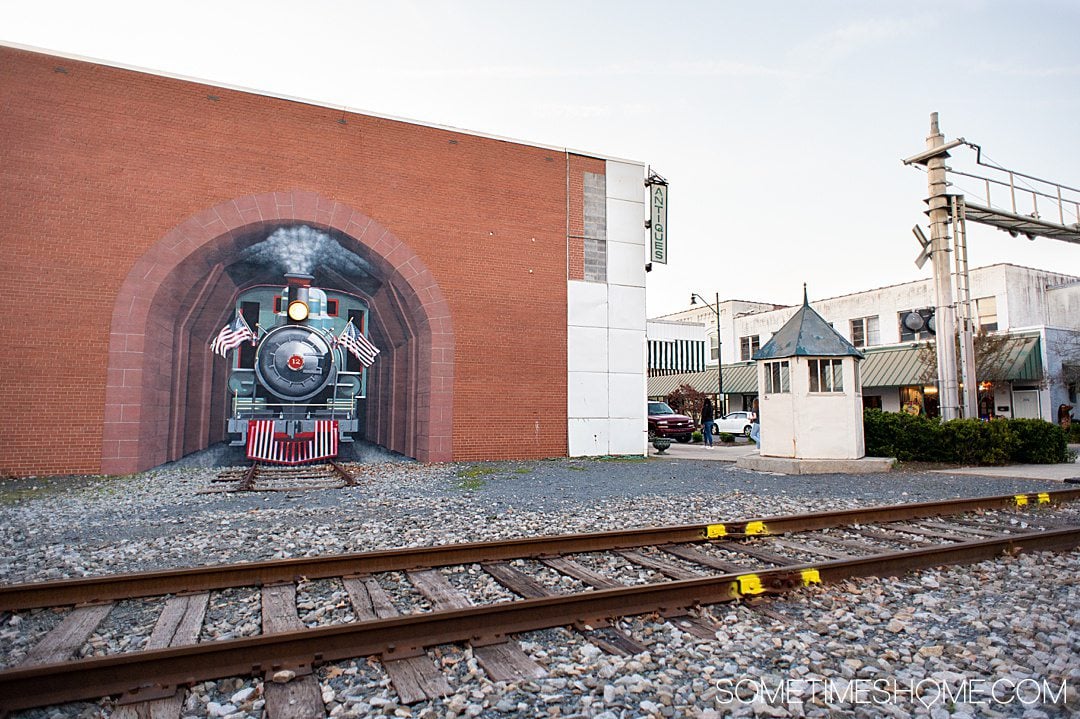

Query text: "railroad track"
[205, 461, 358, 492]
[1, 488, 1079, 715]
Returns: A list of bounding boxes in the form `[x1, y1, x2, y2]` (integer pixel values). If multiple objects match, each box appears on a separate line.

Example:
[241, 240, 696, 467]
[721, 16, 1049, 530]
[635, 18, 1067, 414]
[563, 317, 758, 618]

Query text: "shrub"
[864, 408, 946, 462]
[691, 431, 703, 443]
[717, 432, 735, 443]
[940, 418, 1015, 466]
[864, 410, 1068, 464]
[1008, 419, 1069, 463]
[1069, 424, 1080, 443]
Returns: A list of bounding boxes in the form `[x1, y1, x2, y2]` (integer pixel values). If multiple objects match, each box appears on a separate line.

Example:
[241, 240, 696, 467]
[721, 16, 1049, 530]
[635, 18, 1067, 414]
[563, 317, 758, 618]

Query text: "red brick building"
[0, 44, 649, 477]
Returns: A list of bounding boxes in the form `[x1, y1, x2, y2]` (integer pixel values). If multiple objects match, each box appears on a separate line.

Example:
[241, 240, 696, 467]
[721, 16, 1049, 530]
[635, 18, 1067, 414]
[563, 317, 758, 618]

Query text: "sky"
[3, 0, 1078, 316]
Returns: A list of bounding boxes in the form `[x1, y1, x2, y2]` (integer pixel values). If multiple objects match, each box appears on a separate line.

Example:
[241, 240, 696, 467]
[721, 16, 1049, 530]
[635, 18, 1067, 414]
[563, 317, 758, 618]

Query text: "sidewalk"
[650, 442, 1080, 482]
[929, 444, 1080, 483]
[649, 440, 758, 461]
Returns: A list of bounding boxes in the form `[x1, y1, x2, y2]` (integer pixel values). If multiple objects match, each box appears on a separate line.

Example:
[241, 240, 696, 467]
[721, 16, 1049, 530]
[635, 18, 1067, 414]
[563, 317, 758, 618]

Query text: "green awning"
[859, 346, 932, 388]
[648, 362, 757, 398]
[647, 334, 1042, 397]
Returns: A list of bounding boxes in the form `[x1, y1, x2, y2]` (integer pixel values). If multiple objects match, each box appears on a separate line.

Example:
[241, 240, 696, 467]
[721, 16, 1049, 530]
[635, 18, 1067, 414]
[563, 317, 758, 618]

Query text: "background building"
[0, 44, 649, 477]
[649, 264, 1079, 422]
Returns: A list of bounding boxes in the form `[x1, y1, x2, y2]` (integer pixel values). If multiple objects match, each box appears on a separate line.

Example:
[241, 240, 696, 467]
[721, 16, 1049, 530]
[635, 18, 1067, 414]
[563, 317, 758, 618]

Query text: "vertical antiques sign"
[648, 177, 668, 264]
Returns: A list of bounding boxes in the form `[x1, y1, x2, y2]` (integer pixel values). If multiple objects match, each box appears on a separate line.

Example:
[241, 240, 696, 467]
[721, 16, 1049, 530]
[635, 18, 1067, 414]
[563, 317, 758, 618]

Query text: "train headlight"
[287, 300, 310, 322]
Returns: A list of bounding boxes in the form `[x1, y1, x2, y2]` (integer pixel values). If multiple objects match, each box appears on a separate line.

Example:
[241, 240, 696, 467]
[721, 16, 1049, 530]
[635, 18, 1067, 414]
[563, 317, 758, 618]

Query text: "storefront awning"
[647, 334, 1042, 398]
[648, 362, 756, 398]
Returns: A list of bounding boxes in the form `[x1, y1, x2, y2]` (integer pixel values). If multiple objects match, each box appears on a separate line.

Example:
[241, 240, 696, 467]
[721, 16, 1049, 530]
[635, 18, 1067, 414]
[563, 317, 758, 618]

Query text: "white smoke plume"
[238, 225, 374, 277]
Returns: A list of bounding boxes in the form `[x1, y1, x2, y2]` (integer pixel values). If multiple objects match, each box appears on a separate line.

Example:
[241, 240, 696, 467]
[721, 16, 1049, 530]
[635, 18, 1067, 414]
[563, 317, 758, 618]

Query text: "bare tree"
[1049, 332, 1080, 391]
[918, 331, 1032, 385]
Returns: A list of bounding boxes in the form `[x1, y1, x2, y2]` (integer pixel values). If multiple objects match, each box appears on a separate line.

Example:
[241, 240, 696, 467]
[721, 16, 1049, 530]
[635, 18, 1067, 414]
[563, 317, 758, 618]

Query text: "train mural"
[210, 273, 378, 464]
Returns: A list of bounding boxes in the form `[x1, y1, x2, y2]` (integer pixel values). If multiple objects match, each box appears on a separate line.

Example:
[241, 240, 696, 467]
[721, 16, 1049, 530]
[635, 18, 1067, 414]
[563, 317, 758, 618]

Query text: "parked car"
[714, 411, 755, 437]
[647, 401, 695, 443]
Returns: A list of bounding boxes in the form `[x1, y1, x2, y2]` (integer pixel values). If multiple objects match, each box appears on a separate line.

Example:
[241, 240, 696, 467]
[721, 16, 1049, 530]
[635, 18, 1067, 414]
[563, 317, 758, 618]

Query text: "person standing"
[749, 398, 761, 449]
[701, 398, 715, 447]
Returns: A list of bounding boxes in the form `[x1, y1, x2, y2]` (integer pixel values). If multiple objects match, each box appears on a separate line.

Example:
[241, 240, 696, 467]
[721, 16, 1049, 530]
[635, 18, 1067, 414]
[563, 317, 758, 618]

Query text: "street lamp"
[690, 292, 724, 416]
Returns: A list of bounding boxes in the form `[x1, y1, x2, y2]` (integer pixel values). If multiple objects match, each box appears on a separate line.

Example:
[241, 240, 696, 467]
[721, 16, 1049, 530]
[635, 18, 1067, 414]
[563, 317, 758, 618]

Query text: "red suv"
[648, 401, 695, 443]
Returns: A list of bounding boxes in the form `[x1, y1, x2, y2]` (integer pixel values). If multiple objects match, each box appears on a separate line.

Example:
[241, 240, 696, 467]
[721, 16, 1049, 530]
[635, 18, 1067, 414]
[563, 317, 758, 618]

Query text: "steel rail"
[1, 525, 1078, 712]
[2, 488, 1078, 611]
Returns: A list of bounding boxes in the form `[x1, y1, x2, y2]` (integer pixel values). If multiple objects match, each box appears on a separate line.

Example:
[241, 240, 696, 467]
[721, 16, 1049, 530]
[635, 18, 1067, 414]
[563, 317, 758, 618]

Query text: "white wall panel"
[568, 325, 609, 373]
[607, 197, 645, 249]
[609, 285, 646, 331]
[609, 372, 646, 419]
[607, 238, 646, 288]
[608, 417, 647, 455]
[567, 280, 609, 328]
[568, 418, 609, 456]
[568, 372, 609, 418]
[609, 328, 645, 375]
[606, 160, 646, 203]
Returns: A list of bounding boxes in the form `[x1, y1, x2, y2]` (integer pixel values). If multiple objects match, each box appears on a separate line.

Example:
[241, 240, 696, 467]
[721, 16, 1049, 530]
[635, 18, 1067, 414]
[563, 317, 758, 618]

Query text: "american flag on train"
[336, 319, 380, 367]
[210, 313, 254, 357]
[246, 420, 339, 464]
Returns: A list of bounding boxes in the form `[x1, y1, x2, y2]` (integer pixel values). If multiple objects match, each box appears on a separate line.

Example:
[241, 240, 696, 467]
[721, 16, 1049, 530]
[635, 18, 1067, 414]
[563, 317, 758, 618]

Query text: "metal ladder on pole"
[951, 195, 978, 419]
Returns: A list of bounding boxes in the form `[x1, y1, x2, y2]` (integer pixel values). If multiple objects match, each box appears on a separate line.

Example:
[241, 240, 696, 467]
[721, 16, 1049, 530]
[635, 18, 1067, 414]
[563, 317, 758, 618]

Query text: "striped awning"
[648, 334, 1042, 397]
[648, 362, 757, 398]
[859, 346, 932, 388]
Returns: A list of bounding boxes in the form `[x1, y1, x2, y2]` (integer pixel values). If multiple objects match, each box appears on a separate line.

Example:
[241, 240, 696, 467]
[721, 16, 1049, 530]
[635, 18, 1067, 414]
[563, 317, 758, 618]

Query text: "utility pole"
[951, 195, 979, 419]
[925, 113, 961, 420]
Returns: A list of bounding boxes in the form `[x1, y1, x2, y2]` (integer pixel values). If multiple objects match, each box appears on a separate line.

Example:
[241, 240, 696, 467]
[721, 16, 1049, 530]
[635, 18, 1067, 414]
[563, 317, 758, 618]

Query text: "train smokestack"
[284, 273, 314, 323]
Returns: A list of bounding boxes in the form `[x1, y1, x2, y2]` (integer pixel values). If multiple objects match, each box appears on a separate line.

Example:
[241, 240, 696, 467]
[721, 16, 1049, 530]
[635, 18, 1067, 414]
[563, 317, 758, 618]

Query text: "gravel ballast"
[1, 456, 1077, 718]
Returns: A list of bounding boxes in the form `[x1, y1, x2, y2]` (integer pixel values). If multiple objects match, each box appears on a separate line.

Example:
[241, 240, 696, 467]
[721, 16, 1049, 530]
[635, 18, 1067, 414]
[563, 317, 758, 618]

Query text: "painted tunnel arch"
[101, 191, 453, 474]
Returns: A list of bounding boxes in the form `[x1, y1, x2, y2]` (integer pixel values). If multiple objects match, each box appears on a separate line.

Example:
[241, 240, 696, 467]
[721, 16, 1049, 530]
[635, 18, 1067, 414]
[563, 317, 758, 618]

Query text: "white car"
[713, 411, 755, 437]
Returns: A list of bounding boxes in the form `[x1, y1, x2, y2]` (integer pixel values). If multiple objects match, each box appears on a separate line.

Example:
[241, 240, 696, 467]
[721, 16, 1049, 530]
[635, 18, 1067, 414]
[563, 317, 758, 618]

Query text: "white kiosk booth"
[737, 290, 894, 474]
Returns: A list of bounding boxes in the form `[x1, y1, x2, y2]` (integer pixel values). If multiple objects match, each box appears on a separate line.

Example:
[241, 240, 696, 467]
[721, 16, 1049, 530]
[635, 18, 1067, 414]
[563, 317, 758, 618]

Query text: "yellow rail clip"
[705, 524, 727, 538]
[1014, 494, 1029, 507]
[1037, 493, 1050, 505]
[736, 574, 764, 595]
[801, 569, 821, 586]
[744, 521, 768, 536]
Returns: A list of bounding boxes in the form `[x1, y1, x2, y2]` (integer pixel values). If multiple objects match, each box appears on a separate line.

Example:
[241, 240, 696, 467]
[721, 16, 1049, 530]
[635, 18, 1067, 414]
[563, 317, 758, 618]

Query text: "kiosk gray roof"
[753, 288, 864, 360]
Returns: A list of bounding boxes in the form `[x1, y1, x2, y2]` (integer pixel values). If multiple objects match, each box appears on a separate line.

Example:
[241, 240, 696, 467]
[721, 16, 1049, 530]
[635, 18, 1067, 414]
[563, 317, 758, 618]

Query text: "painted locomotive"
[220, 273, 373, 464]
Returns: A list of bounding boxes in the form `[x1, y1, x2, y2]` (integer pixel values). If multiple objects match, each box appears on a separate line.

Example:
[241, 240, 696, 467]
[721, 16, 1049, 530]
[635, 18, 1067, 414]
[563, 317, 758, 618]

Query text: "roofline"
[647, 319, 706, 327]
[805, 263, 1079, 306]
[0, 40, 647, 167]
[649, 262, 1078, 322]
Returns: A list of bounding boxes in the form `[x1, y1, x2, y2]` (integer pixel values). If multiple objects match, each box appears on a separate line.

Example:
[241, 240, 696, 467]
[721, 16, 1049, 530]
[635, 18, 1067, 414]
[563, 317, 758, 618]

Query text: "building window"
[583, 172, 607, 282]
[899, 309, 935, 341]
[976, 296, 998, 332]
[764, 360, 790, 394]
[709, 333, 719, 362]
[809, 358, 844, 392]
[850, 316, 879, 348]
[739, 335, 760, 361]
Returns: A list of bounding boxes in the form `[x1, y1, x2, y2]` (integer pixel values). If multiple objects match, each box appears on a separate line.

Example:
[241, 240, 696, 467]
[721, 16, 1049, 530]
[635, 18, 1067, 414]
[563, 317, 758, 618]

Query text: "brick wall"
[0, 45, 601, 475]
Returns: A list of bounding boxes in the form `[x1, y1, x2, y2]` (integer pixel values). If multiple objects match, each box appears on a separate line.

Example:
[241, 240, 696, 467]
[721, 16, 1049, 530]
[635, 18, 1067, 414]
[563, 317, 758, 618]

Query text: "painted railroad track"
[2, 488, 1079, 715]
[205, 461, 358, 493]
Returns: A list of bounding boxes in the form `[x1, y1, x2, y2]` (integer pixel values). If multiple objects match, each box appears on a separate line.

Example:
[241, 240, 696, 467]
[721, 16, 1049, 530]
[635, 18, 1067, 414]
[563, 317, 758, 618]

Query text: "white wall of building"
[1047, 280, 1080, 331]
[647, 319, 705, 341]
[567, 159, 647, 457]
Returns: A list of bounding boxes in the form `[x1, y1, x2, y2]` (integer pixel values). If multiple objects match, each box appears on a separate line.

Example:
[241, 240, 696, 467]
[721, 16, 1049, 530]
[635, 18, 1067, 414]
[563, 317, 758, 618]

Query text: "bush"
[1069, 423, 1080, 443]
[864, 409, 1068, 464]
[691, 431, 703, 443]
[1008, 418, 1069, 463]
[717, 432, 735, 443]
[940, 419, 1015, 466]
[863, 408, 946, 462]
